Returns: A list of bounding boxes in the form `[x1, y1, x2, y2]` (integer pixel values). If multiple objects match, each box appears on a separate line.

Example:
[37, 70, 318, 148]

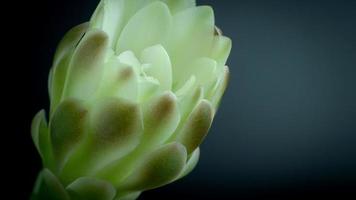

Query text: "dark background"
[9, 0, 356, 199]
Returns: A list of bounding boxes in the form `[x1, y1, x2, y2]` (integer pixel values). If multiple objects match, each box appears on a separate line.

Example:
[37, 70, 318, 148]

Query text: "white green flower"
[31, 0, 231, 199]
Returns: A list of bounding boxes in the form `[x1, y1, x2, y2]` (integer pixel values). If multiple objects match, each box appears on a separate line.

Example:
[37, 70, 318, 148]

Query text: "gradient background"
[13, 0, 356, 199]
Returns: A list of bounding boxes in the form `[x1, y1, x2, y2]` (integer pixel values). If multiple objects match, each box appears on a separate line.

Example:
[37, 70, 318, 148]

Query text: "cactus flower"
[31, 0, 231, 199]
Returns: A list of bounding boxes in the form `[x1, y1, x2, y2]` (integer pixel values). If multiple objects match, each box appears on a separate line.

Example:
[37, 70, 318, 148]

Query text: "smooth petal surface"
[31, 110, 54, 169]
[97, 57, 139, 102]
[185, 57, 217, 90]
[50, 23, 89, 114]
[31, 110, 47, 158]
[141, 91, 180, 148]
[211, 35, 232, 67]
[94, 0, 124, 48]
[61, 97, 142, 184]
[118, 142, 187, 191]
[62, 29, 109, 100]
[210, 65, 230, 108]
[50, 99, 87, 172]
[140, 45, 172, 91]
[162, 0, 196, 14]
[165, 6, 215, 87]
[178, 147, 200, 178]
[116, 2, 172, 55]
[175, 100, 214, 154]
[66, 177, 116, 200]
[90, 98, 142, 157]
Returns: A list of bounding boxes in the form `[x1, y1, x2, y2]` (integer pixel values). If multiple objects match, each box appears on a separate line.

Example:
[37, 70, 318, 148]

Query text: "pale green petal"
[31, 110, 54, 169]
[62, 29, 109, 100]
[140, 45, 172, 90]
[175, 100, 214, 154]
[118, 142, 187, 191]
[177, 85, 204, 121]
[141, 91, 180, 148]
[165, 6, 215, 87]
[50, 99, 87, 172]
[52, 23, 89, 68]
[31, 169, 70, 200]
[138, 78, 160, 101]
[177, 147, 200, 179]
[117, 51, 141, 74]
[211, 35, 232, 67]
[90, 98, 142, 164]
[95, 0, 125, 48]
[116, 2, 172, 55]
[66, 177, 116, 200]
[50, 23, 89, 114]
[31, 110, 46, 157]
[90, 0, 105, 29]
[97, 57, 139, 102]
[60, 98, 142, 184]
[161, 0, 196, 15]
[186, 57, 217, 89]
[210, 65, 229, 109]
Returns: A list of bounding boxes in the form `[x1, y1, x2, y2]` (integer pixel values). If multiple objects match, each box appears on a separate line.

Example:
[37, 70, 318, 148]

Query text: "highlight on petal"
[116, 1, 172, 55]
[66, 177, 116, 200]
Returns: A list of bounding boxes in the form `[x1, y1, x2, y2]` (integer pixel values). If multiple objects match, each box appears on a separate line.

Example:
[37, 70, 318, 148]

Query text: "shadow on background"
[13, 0, 356, 199]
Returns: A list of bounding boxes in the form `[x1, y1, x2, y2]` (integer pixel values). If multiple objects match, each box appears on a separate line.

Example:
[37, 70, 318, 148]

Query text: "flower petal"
[66, 177, 116, 200]
[141, 91, 180, 148]
[62, 29, 109, 100]
[210, 66, 230, 108]
[188, 57, 217, 89]
[50, 23, 89, 114]
[116, 2, 172, 55]
[31, 110, 46, 158]
[50, 99, 88, 172]
[162, 0, 196, 15]
[140, 45, 172, 91]
[97, 57, 139, 102]
[165, 6, 215, 86]
[175, 99, 214, 154]
[177, 147, 200, 179]
[31, 169, 70, 200]
[211, 35, 232, 67]
[60, 98, 142, 184]
[118, 142, 187, 191]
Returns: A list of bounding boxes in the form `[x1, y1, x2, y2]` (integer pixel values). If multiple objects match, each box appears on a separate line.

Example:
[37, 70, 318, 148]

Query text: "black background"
[7, 0, 356, 199]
